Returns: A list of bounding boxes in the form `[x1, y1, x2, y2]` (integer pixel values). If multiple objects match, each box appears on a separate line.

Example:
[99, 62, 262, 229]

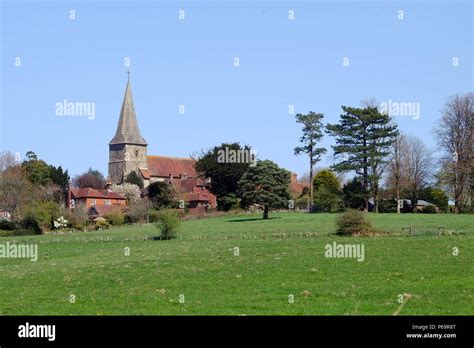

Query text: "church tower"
[108, 77, 148, 184]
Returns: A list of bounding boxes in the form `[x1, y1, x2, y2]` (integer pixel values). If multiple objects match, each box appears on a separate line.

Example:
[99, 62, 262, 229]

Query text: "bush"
[0, 219, 16, 230]
[217, 194, 238, 211]
[21, 201, 62, 233]
[336, 209, 372, 236]
[155, 209, 181, 240]
[0, 229, 36, 237]
[147, 209, 161, 223]
[421, 205, 437, 214]
[378, 199, 397, 213]
[95, 219, 111, 230]
[295, 195, 309, 209]
[104, 211, 124, 225]
[313, 186, 343, 213]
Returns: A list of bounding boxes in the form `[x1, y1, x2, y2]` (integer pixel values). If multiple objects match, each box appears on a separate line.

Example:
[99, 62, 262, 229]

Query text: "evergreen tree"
[125, 170, 144, 189]
[194, 142, 253, 210]
[148, 181, 175, 209]
[326, 106, 398, 212]
[238, 160, 291, 219]
[294, 112, 327, 213]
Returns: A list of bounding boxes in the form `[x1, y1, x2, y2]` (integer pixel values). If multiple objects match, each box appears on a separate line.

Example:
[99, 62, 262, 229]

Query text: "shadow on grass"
[227, 217, 282, 222]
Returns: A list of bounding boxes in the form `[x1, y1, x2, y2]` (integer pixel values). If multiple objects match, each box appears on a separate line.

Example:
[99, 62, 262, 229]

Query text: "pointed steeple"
[109, 77, 147, 145]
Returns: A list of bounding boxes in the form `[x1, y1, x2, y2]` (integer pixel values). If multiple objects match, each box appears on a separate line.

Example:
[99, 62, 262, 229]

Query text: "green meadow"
[0, 212, 472, 315]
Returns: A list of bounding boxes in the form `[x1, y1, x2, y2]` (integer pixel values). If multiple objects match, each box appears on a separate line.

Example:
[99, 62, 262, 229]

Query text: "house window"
[91, 199, 97, 205]
[105, 200, 111, 205]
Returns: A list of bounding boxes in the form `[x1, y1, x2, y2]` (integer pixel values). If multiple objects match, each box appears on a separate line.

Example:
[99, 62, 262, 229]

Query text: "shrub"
[155, 209, 181, 240]
[336, 209, 372, 236]
[295, 195, 309, 209]
[95, 219, 111, 230]
[421, 205, 437, 214]
[0, 218, 16, 230]
[217, 194, 238, 211]
[21, 201, 62, 233]
[148, 209, 161, 223]
[313, 186, 343, 213]
[0, 229, 36, 237]
[104, 211, 124, 225]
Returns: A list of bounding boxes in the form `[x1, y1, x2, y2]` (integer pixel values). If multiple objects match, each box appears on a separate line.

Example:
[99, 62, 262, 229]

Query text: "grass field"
[0, 212, 472, 315]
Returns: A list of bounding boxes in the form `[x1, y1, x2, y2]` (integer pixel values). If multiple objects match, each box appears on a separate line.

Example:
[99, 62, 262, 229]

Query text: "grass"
[0, 212, 472, 315]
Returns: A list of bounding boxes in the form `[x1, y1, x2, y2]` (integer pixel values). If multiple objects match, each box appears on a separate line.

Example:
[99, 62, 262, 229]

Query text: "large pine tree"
[294, 112, 327, 213]
[326, 106, 398, 212]
[238, 160, 291, 219]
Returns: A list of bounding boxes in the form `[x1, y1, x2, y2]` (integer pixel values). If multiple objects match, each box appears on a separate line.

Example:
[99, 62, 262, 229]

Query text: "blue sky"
[1, 0, 472, 178]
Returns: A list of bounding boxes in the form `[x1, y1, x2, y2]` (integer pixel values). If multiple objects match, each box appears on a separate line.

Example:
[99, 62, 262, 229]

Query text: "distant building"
[107, 77, 216, 210]
[289, 172, 309, 198]
[70, 188, 127, 209]
[368, 198, 438, 212]
[0, 209, 12, 221]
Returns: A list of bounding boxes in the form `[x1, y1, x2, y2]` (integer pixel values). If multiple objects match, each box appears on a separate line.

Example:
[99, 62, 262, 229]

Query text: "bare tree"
[0, 151, 18, 172]
[434, 93, 473, 213]
[403, 135, 433, 212]
[387, 133, 407, 213]
[0, 166, 37, 219]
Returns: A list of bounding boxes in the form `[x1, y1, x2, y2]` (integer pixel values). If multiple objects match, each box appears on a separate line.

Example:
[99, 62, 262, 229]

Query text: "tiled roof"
[89, 204, 124, 217]
[289, 181, 309, 194]
[184, 192, 214, 202]
[139, 167, 150, 179]
[146, 156, 197, 178]
[71, 188, 125, 200]
[169, 177, 199, 194]
[71, 188, 104, 199]
[97, 189, 126, 200]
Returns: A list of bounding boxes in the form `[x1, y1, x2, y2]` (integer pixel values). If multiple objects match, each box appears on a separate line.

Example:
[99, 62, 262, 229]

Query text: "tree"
[125, 170, 144, 189]
[419, 187, 449, 213]
[0, 151, 18, 171]
[402, 135, 433, 212]
[148, 181, 175, 209]
[73, 168, 106, 189]
[21, 152, 53, 186]
[238, 160, 291, 219]
[312, 169, 342, 212]
[387, 134, 407, 213]
[194, 142, 252, 210]
[342, 177, 367, 210]
[434, 93, 473, 213]
[313, 169, 340, 192]
[0, 166, 37, 219]
[111, 183, 141, 204]
[294, 112, 327, 213]
[126, 198, 152, 224]
[326, 106, 398, 212]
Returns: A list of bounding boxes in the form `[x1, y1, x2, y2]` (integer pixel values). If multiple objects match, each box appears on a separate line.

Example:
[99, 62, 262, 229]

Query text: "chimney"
[291, 172, 297, 183]
[67, 181, 72, 211]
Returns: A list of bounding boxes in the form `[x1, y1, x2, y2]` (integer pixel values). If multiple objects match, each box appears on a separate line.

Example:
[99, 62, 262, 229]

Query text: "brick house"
[289, 172, 309, 199]
[69, 188, 127, 209]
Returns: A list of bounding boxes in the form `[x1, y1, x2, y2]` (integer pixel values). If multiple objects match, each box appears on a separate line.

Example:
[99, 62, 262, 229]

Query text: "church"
[108, 78, 217, 211]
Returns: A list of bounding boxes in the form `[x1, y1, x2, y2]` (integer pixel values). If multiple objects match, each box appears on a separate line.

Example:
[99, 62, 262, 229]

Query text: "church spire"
[109, 77, 147, 145]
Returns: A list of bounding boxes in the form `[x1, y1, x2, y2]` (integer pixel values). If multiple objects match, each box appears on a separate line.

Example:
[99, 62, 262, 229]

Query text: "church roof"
[109, 79, 148, 146]
[146, 155, 197, 178]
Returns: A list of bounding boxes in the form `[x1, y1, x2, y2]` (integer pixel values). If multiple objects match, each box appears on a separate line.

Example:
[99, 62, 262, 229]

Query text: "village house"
[69, 188, 127, 209]
[289, 172, 308, 199]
